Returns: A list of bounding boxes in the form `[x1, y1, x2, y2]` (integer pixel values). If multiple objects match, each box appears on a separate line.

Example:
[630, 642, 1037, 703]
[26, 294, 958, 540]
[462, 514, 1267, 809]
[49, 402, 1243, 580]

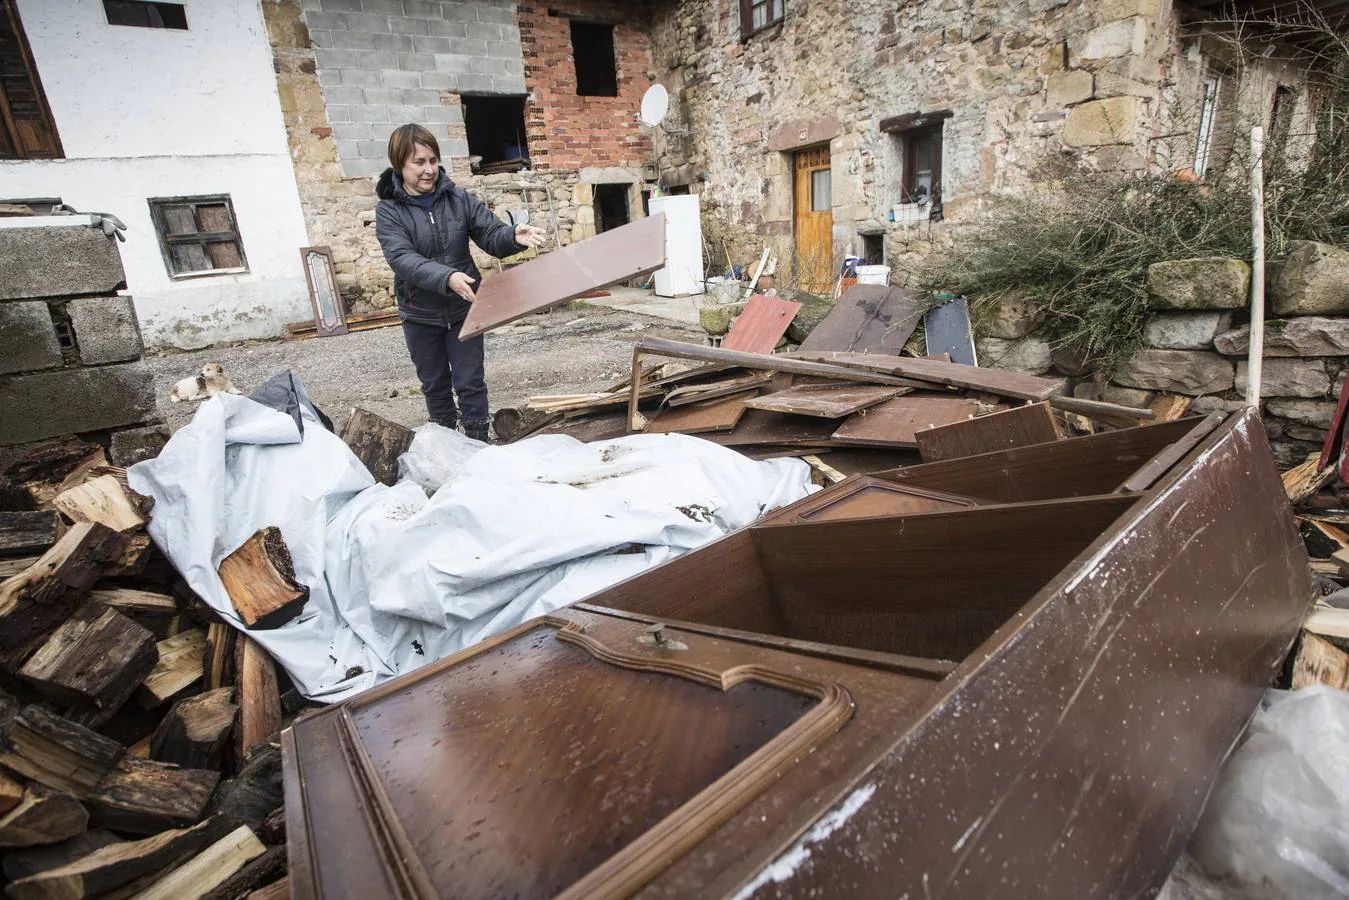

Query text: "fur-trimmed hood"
[375, 166, 457, 202]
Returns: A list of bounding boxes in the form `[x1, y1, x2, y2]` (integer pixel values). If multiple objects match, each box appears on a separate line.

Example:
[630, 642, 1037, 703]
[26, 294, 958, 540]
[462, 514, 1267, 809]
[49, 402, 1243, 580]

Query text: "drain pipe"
[1247, 126, 1266, 409]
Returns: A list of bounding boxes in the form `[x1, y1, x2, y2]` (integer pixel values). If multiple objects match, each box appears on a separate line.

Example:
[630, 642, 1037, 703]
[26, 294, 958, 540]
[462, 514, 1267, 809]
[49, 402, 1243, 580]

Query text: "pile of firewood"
[0, 437, 297, 899]
[1282, 452, 1349, 691]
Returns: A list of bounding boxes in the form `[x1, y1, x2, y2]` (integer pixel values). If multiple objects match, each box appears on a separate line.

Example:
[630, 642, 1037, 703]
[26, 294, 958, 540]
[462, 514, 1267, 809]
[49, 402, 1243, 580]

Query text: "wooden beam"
[1048, 394, 1156, 425]
[217, 527, 309, 630]
[0, 522, 128, 656]
[1283, 453, 1336, 506]
[88, 586, 177, 617]
[138, 629, 207, 708]
[19, 605, 159, 726]
[85, 757, 221, 834]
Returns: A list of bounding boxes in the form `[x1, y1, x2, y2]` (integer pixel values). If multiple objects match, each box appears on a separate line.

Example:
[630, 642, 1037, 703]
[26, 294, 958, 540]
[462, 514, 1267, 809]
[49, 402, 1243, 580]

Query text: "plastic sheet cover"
[127, 393, 816, 702]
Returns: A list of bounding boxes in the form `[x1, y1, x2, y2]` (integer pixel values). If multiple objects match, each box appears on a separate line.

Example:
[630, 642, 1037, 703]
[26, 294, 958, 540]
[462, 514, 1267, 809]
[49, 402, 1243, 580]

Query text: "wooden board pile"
[0, 438, 294, 899]
[493, 335, 1201, 472]
[1282, 452, 1349, 690]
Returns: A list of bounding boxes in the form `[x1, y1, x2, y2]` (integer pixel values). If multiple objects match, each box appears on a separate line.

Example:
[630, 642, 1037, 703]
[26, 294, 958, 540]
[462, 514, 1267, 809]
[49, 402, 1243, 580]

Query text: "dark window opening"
[862, 233, 884, 266]
[462, 94, 529, 174]
[104, 1, 187, 29]
[0, 0, 62, 160]
[594, 184, 629, 233]
[1269, 85, 1296, 155]
[149, 195, 248, 278]
[740, 0, 784, 38]
[901, 127, 942, 206]
[570, 21, 617, 97]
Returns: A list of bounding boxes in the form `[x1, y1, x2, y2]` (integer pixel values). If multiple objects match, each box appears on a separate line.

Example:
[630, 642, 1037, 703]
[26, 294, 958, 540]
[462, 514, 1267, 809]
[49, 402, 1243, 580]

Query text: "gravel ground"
[143, 304, 703, 434]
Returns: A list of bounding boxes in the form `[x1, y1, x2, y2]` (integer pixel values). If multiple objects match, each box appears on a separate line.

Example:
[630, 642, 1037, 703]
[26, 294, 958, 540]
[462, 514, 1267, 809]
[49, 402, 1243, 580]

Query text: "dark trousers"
[401, 318, 488, 425]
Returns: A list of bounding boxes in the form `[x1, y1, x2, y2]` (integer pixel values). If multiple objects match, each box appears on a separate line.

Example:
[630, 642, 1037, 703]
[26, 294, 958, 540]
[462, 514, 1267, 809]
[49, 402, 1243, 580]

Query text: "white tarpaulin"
[128, 392, 815, 702]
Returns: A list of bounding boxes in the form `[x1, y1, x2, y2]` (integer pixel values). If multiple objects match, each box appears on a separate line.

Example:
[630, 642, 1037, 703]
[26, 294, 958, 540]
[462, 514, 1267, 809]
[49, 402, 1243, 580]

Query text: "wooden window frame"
[148, 195, 250, 280]
[0, 0, 63, 160]
[739, 0, 785, 40]
[900, 126, 944, 207]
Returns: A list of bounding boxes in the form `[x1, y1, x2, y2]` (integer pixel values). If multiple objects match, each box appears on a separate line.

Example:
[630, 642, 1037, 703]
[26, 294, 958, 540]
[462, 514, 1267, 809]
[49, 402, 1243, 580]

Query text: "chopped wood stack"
[0, 437, 294, 899]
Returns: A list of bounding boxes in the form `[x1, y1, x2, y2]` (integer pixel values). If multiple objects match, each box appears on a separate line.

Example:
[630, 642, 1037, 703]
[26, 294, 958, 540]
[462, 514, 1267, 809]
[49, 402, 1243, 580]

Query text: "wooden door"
[793, 146, 833, 295]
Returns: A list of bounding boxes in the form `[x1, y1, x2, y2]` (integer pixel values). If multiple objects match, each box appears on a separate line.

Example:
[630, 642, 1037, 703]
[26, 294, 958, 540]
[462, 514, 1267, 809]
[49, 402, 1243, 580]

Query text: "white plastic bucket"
[704, 278, 742, 306]
[856, 265, 891, 285]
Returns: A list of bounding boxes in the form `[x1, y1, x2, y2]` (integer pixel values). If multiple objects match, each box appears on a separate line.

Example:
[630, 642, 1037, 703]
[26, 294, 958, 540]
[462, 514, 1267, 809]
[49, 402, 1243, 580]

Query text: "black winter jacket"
[374, 167, 522, 327]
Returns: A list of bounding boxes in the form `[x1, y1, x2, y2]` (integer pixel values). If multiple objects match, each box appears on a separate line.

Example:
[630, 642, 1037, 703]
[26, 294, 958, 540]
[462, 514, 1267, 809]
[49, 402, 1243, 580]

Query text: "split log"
[0, 786, 88, 848]
[138, 629, 207, 708]
[247, 875, 289, 900]
[257, 805, 285, 845]
[0, 555, 40, 579]
[52, 475, 148, 533]
[0, 827, 121, 882]
[132, 824, 266, 900]
[1290, 631, 1349, 690]
[87, 587, 176, 618]
[209, 741, 282, 830]
[204, 623, 236, 691]
[235, 638, 281, 759]
[1283, 453, 1336, 506]
[200, 844, 288, 900]
[0, 439, 106, 511]
[0, 522, 129, 657]
[19, 605, 159, 724]
[1149, 393, 1193, 423]
[101, 533, 158, 578]
[1300, 518, 1349, 559]
[217, 527, 309, 630]
[85, 757, 220, 834]
[0, 511, 63, 558]
[0, 705, 124, 797]
[339, 407, 415, 486]
[4, 817, 230, 900]
[150, 688, 236, 770]
[0, 768, 22, 815]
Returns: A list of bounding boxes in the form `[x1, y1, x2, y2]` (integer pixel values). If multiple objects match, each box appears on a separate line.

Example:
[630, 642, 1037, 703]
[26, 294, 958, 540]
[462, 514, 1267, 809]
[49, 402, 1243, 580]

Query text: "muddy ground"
[144, 304, 703, 435]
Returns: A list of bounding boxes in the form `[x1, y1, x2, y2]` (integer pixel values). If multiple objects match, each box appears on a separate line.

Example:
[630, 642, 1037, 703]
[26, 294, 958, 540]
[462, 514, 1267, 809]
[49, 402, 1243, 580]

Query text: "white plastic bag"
[1175, 686, 1349, 899]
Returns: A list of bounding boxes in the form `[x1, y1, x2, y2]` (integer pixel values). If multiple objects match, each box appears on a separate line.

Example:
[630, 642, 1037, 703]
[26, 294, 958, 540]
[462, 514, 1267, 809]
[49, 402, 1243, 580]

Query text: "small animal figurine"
[170, 363, 242, 403]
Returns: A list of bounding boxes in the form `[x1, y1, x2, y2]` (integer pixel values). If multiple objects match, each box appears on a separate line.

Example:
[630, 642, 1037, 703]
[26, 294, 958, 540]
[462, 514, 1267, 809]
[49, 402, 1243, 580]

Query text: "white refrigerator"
[649, 194, 704, 297]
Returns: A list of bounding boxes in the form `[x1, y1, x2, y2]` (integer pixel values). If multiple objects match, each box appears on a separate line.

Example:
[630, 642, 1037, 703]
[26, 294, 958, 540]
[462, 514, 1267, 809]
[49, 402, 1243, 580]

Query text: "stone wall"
[0, 223, 161, 455]
[643, 0, 1319, 287]
[976, 241, 1349, 468]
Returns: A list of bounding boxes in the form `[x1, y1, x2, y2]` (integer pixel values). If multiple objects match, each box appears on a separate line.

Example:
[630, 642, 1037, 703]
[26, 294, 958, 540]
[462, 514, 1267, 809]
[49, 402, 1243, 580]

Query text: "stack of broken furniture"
[0, 438, 294, 899]
[496, 286, 1194, 472]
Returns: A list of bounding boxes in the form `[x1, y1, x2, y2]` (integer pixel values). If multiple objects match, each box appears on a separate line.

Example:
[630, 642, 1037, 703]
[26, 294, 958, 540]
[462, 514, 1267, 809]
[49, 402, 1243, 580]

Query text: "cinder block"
[339, 69, 382, 87]
[402, 0, 439, 15]
[449, 38, 487, 57]
[420, 104, 462, 123]
[300, 11, 348, 31]
[380, 70, 422, 88]
[419, 71, 459, 89]
[397, 51, 435, 70]
[370, 31, 413, 51]
[441, 4, 477, 22]
[466, 22, 505, 42]
[357, 140, 387, 158]
[411, 34, 454, 53]
[470, 57, 508, 76]
[492, 74, 527, 94]
[341, 157, 387, 179]
[0, 226, 126, 301]
[67, 295, 143, 365]
[485, 40, 518, 60]
[362, 86, 404, 105]
[314, 47, 365, 68]
[457, 73, 494, 92]
[475, 6, 513, 25]
[0, 301, 61, 375]
[321, 85, 364, 105]
[331, 122, 373, 141]
[0, 363, 155, 445]
[348, 105, 390, 122]
[388, 16, 428, 34]
[426, 20, 467, 37]
[433, 53, 474, 74]
[358, 49, 401, 69]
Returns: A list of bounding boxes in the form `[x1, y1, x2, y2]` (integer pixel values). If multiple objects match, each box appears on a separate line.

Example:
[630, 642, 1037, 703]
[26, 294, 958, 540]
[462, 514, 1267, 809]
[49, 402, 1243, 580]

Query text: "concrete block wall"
[302, 0, 526, 178]
[0, 223, 158, 447]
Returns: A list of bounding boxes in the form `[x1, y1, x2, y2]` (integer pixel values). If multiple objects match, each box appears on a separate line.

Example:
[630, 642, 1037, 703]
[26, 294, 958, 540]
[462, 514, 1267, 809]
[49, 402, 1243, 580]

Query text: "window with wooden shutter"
[148, 196, 249, 279]
[740, 0, 785, 38]
[0, 0, 62, 160]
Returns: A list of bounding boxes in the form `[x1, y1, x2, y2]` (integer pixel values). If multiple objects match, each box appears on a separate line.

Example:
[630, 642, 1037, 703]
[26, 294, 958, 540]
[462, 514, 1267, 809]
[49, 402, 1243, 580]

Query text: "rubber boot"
[464, 421, 491, 443]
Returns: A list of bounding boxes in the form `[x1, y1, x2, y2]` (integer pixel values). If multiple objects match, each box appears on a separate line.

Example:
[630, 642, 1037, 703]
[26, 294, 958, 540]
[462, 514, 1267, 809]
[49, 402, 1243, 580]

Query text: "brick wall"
[517, 1, 654, 172]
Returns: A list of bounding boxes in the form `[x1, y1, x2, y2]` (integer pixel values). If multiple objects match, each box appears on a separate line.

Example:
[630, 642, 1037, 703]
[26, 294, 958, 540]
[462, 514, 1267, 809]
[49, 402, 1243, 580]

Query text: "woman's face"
[401, 142, 439, 195]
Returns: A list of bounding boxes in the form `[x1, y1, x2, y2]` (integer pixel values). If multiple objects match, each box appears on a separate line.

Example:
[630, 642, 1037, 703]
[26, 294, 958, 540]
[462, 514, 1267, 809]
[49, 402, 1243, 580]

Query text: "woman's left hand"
[515, 224, 546, 248]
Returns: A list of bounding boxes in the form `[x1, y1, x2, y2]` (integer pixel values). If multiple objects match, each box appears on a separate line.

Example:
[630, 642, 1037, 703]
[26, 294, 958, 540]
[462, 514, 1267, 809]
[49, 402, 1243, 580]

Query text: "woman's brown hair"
[387, 123, 440, 170]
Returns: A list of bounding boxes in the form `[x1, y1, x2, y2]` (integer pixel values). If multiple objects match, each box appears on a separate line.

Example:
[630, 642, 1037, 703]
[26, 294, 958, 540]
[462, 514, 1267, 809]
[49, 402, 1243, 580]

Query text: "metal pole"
[1246, 126, 1265, 408]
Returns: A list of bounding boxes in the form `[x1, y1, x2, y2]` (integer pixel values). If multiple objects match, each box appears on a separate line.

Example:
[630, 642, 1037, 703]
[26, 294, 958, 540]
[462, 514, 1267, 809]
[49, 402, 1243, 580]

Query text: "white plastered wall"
[0, 0, 312, 350]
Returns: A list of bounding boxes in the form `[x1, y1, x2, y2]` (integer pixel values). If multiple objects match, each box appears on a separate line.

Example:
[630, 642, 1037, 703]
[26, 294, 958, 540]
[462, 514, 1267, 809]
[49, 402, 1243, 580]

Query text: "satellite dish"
[639, 84, 669, 127]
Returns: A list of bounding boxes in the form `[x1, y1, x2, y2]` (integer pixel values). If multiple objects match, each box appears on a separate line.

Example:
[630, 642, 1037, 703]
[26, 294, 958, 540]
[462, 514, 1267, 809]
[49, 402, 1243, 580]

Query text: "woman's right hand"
[448, 271, 477, 302]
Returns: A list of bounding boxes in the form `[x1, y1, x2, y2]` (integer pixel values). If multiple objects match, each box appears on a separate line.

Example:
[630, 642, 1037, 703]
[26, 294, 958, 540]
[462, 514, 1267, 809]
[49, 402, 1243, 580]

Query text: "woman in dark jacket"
[375, 123, 544, 442]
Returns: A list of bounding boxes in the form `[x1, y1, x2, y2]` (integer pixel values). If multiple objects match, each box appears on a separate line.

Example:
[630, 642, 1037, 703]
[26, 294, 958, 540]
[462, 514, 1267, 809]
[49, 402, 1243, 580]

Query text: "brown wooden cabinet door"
[793, 146, 833, 295]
